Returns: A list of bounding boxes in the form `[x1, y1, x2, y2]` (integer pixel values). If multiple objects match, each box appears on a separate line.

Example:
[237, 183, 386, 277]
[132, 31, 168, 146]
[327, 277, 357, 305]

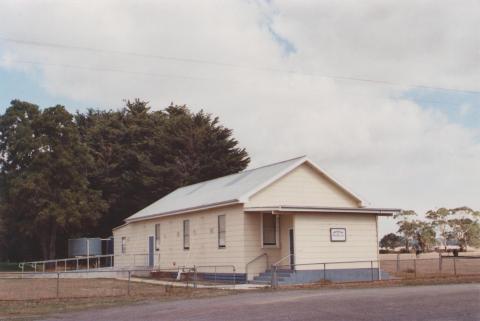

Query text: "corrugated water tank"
[68, 238, 102, 257]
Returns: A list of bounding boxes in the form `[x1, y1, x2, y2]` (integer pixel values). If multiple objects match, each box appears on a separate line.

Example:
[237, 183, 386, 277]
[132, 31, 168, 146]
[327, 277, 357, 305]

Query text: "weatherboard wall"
[113, 204, 247, 273]
[293, 213, 379, 270]
[247, 163, 360, 208]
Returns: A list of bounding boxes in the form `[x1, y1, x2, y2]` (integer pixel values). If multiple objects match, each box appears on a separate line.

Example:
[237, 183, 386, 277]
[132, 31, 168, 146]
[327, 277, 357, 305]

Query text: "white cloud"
[0, 0, 479, 234]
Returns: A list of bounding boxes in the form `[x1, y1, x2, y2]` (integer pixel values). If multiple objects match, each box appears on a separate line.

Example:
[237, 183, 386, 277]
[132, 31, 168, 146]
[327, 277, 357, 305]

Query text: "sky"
[0, 0, 479, 235]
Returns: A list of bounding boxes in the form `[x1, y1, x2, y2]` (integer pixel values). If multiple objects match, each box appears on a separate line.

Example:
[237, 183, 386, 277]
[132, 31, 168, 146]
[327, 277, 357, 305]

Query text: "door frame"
[289, 228, 295, 270]
[147, 235, 154, 267]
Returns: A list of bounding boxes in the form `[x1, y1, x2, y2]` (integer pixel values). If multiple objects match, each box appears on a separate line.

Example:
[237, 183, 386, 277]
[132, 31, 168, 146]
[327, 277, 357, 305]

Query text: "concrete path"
[119, 276, 268, 290]
[42, 283, 480, 321]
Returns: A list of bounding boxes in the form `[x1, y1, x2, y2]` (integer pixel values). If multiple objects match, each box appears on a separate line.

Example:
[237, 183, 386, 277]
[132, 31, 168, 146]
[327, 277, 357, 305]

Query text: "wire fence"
[270, 256, 480, 288]
[0, 265, 239, 301]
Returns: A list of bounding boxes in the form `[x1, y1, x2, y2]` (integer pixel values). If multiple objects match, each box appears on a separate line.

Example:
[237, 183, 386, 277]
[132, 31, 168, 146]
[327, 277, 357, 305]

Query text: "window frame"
[121, 236, 126, 254]
[155, 223, 160, 251]
[218, 214, 226, 249]
[183, 220, 190, 250]
[261, 213, 280, 248]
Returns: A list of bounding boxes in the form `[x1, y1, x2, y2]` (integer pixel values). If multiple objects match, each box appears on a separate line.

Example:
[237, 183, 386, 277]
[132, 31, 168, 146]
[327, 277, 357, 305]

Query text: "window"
[183, 220, 190, 250]
[155, 224, 160, 251]
[218, 215, 226, 248]
[262, 213, 278, 246]
[121, 237, 126, 254]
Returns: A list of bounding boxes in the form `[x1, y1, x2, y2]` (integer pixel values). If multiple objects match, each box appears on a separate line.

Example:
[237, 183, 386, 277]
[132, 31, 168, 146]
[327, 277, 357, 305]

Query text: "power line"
[4, 59, 221, 82]
[1, 36, 480, 95]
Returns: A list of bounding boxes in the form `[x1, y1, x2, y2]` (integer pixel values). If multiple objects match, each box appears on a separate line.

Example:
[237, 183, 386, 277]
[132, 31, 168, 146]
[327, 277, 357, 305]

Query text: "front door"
[289, 229, 295, 270]
[148, 236, 154, 267]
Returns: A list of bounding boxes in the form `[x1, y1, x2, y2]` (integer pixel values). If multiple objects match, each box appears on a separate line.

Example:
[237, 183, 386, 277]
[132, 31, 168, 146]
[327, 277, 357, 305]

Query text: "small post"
[34, 263, 37, 273]
[453, 257, 457, 277]
[323, 263, 326, 282]
[64, 260, 67, 272]
[193, 265, 197, 289]
[127, 270, 131, 296]
[271, 265, 277, 289]
[377, 259, 381, 281]
[87, 239, 90, 271]
[43, 263, 45, 273]
[55, 261, 58, 272]
[371, 260, 374, 281]
[56, 272, 60, 298]
[439, 253, 442, 272]
[76, 258, 79, 271]
[214, 266, 217, 283]
[233, 267, 236, 288]
[396, 253, 400, 273]
[413, 259, 417, 278]
[273, 265, 278, 289]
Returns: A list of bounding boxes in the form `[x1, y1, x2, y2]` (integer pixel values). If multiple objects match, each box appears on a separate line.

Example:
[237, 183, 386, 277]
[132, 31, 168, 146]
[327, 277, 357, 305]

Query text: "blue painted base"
[283, 268, 390, 284]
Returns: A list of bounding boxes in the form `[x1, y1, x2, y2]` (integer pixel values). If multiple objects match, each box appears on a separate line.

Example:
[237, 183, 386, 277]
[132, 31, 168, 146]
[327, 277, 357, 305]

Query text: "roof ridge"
[241, 155, 306, 173]
[175, 155, 307, 191]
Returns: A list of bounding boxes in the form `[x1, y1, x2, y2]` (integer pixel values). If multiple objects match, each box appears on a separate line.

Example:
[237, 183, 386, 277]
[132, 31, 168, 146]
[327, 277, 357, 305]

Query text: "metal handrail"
[273, 253, 294, 267]
[19, 253, 150, 273]
[274, 258, 379, 268]
[245, 253, 268, 278]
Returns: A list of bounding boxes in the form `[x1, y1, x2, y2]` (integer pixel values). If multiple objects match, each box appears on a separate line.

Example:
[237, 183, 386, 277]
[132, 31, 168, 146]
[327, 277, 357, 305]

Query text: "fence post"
[64, 259, 67, 272]
[439, 253, 442, 272]
[453, 257, 457, 277]
[127, 270, 131, 296]
[396, 253, 400, 273]
[271, 265, 277, 289]
[377, 260, 381, 281]
[370, 260, 374, 281]
[56, 272, 60, 298]
[233, 267, 236, 288]
[323, 263, 326, 282]
[76, 259, 79, 271]
[413, 259, 417, 278]
[193, 265, 197, 289]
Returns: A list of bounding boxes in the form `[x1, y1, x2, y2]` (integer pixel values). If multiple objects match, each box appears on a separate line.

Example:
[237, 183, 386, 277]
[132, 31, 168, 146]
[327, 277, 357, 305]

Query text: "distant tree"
[0, 101, 107, 260]
[379, 233, 404, 251]
[413, 221, 436, 252]
[426, 208, 452, 251]
[447, 207, 480, 251]
[394, 210, 418, 252]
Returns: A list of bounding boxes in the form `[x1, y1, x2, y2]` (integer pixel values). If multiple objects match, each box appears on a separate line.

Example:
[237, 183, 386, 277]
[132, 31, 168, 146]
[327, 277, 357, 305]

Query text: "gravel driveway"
[42, 283, 480, 321]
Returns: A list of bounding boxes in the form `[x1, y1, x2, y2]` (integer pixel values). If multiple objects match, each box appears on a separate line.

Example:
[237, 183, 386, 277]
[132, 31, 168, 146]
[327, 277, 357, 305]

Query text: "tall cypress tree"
[0, 101, 106, 260]
[78, 100, 250, 237]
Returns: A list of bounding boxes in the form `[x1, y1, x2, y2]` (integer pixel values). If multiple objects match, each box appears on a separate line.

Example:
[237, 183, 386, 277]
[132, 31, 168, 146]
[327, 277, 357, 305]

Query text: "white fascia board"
[302, 157, 366, 206]
[239, 156, 366, 206]
[125, 200, 241, 223]
[238, 156, 308, 203]
[244, 205, 401, 216]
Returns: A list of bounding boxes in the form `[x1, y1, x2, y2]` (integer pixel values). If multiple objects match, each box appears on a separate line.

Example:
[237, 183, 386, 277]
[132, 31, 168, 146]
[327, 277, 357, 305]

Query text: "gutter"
[244, 205, 401, 216]
[125, 199, 241, 223]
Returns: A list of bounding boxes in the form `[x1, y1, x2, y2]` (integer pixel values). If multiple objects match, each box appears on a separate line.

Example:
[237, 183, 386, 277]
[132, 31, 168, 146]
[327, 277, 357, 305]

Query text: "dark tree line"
[0, 99, 249, 261]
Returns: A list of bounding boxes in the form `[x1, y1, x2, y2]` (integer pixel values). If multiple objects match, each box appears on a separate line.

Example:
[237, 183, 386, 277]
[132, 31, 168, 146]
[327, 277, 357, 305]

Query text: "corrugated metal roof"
[126, 156, 307, 221]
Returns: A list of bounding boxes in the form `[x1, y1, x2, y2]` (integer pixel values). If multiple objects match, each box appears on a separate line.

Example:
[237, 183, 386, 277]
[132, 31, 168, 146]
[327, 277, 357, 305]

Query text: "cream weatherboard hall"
[112, 156, 399, 284]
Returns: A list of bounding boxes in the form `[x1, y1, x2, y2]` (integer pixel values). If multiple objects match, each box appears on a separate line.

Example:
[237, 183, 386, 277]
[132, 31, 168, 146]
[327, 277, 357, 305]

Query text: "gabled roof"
[125, 155, 365, 222]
